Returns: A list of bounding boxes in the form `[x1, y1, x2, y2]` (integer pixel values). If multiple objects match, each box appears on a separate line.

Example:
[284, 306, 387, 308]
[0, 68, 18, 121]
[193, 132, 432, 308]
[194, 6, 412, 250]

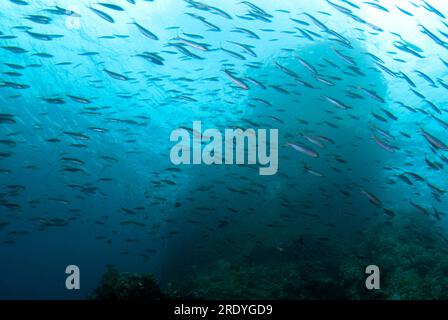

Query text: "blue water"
[1, 0, 448, 299]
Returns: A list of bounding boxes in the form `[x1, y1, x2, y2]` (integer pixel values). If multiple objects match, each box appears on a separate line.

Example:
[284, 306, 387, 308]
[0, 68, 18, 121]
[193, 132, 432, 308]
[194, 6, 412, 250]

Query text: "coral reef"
[92, 214, 448, 300]
[92, 266, 166, 300]
[172, 213, 448, 300]
[340, 215, 448, 300]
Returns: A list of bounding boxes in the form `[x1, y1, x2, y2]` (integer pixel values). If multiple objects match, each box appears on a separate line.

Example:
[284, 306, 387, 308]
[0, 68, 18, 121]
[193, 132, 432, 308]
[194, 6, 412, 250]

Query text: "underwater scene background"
[1, 0, 448, 300]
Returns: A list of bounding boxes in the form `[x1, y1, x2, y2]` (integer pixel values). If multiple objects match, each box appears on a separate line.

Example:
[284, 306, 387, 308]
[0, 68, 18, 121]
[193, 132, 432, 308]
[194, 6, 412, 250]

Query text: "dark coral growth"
[92, 266, 166, 300]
